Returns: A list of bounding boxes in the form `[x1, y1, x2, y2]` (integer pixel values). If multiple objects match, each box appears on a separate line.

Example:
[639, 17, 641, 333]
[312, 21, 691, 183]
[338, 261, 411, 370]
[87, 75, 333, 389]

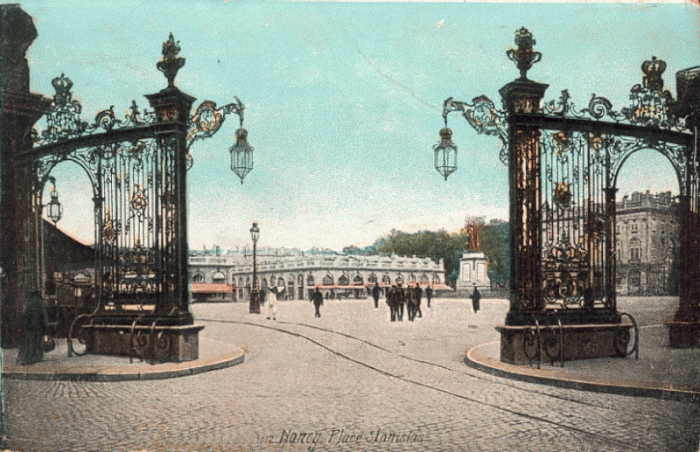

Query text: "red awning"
[190, 283, 236, 294]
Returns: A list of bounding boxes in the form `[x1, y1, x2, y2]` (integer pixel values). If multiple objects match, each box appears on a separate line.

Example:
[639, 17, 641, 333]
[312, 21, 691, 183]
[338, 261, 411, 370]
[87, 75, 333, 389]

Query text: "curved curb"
[2, 348, 245, 382]
[465, 342, 700, 403]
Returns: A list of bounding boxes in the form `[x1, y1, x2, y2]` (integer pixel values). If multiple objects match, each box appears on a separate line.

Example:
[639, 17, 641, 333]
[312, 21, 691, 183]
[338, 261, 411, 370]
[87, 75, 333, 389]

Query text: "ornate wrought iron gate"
[15, 35, 248, 360]
[441, 28, 698, 356]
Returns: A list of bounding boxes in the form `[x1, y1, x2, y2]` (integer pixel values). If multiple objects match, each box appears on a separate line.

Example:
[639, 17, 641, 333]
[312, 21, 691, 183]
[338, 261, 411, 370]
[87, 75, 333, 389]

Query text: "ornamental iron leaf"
[186, 97, 245, 151]
[33, 74, 157, 147]
[442, 95, 508, 165]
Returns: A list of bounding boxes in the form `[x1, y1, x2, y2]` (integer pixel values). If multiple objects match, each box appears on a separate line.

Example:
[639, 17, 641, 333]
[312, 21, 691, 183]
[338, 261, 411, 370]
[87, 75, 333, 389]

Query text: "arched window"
[307, 274, 315, 286]
[409, 273, 417, 283]
[432, 274, 441, 285]
[395, 275, 404, 284]
[246, 277, 251, 287]
[338, 274, 349, 285]
[261, 278, 268, 289]
[420, 274, 429, 284]
[382, 274, 391, 284]
[298, 274, 304, 285]
[368, 273, 378, 284]
[212, 271, 226, 284]
[278, 277, 285, 287]
[192, 272, 204, 283]
[353, 274, 364, 285]
[323, 274, 334, 285]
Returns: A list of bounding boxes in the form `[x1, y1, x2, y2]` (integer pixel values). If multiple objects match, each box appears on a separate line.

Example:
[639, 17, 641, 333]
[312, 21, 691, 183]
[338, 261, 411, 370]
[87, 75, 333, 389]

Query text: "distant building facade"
[616, 191, 679, 295]
[188, 249, 448, 302]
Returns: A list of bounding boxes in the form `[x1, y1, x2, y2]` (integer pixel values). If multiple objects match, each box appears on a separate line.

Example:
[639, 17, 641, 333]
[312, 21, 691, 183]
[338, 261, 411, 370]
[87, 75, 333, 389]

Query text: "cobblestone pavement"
[4, 298, 699, 452]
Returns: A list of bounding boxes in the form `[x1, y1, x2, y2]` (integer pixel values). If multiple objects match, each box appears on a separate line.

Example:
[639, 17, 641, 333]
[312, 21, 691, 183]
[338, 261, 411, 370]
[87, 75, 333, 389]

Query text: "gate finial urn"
[506, 27, 542, 80]
[157, 33, 185, 87]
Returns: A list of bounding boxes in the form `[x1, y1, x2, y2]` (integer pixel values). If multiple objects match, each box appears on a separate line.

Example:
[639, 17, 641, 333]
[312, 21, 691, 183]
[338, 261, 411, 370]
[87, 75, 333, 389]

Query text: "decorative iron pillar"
[669, 66, 700, 347]
[500, 80, 548, 323]
[145, 34, 196, 320]
[604, 187, 618, 312]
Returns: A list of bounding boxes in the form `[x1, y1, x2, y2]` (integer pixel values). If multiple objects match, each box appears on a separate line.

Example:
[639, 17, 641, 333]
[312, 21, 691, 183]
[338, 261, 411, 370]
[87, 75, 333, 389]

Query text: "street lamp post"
[250, 222, 260, 313]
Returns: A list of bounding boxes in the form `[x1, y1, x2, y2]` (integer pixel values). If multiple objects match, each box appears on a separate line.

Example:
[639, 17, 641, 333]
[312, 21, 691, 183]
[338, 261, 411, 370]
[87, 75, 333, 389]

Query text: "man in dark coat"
[415, 284, 423, 318]
[406, 285, 416, 321]
[20, 291, 50, 365]
[387, 285, 396, 321]
[312, 287, 324, 318]
[471, 286, 481, 314]
[425, 285, 433, 308]
[395, 283, 405, 321]
[372, 283, 380, 309]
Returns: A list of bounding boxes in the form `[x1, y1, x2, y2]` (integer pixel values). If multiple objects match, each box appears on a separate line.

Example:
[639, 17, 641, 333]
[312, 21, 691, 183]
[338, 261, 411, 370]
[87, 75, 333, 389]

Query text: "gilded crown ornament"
[506, 27, 542, 80]
[641, 56, 666, 91]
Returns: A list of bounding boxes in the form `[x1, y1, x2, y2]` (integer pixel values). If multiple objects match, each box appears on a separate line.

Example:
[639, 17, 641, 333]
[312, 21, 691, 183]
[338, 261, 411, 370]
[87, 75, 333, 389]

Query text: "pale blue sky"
[13, 1, 699, 251]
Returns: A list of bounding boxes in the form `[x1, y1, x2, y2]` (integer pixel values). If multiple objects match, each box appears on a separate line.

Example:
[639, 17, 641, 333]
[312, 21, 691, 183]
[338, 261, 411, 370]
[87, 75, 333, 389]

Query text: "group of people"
[377, 282, 430, 322]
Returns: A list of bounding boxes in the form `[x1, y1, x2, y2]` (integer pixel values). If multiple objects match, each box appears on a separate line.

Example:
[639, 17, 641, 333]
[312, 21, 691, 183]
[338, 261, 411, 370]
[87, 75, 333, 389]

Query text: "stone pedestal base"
[83, 323, 205, 362]
[496, 322, 632, 365]
[667, 321, 700, 348]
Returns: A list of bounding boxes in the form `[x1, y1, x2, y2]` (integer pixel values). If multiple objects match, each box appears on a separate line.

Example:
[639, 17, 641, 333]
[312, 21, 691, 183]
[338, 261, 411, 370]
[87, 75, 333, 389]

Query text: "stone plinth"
[496, 322, 633, 365]
[667, 321, 700, 348]
[83, 323, 204, 362]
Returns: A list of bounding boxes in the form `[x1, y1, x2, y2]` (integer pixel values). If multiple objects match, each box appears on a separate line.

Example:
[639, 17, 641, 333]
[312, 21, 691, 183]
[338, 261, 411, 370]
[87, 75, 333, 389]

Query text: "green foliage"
[372, 230, 470, 285]
[480, 221, 510, 284]
[360, 221, 510, 286]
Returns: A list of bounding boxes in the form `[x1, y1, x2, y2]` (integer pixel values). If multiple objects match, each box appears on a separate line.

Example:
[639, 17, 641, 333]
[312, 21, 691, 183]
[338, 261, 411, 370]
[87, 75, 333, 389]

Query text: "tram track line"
[200, 318, 645, 451]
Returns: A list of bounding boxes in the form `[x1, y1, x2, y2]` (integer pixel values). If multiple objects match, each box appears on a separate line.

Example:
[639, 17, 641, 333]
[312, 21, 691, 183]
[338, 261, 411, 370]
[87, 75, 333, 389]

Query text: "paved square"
[4, 297, 699, 451]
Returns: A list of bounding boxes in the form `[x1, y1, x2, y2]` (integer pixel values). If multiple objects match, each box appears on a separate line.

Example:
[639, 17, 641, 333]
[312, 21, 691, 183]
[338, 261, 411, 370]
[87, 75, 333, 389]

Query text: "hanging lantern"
[47, 181, 63, 224]
[433, 128, 457, 181]
[230, 127, 254, 184]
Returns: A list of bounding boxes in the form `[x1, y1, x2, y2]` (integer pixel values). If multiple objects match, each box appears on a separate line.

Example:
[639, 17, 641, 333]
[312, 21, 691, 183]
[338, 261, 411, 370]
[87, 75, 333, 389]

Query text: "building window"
[353, 274, 363, 285]
[322, 274, 334, 285]
[432, 275, 441, 285]
[631, 222, 638, 233]
[396, 275, 404, 284]
[368, 273, 378, 284]
[420, 274, 429, 284]
[629, 238, 641, 263]
[307, 274, 315, 286]
[409, 273, 416, 283]
[212, 271, 226, 284]
[338, 274, 349, 285]
[382, 274, 391, 284]
[192, 272, 204, 283]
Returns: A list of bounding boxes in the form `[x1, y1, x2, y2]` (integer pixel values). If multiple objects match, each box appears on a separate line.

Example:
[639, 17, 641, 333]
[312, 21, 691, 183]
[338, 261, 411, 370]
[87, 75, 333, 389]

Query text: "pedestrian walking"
[387, 285, 396, 322]
[415, 284, 423, 318]
[19, 291, 50, 365]
[312, 286, 324, 318]
[395, 283, 405, 321]
[372, 282, 380, 309]
[470, 286, 481, 314]
[425, 285, 433, 308]
[266, 288, 278, 321]
[406, 285, 416, 321]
